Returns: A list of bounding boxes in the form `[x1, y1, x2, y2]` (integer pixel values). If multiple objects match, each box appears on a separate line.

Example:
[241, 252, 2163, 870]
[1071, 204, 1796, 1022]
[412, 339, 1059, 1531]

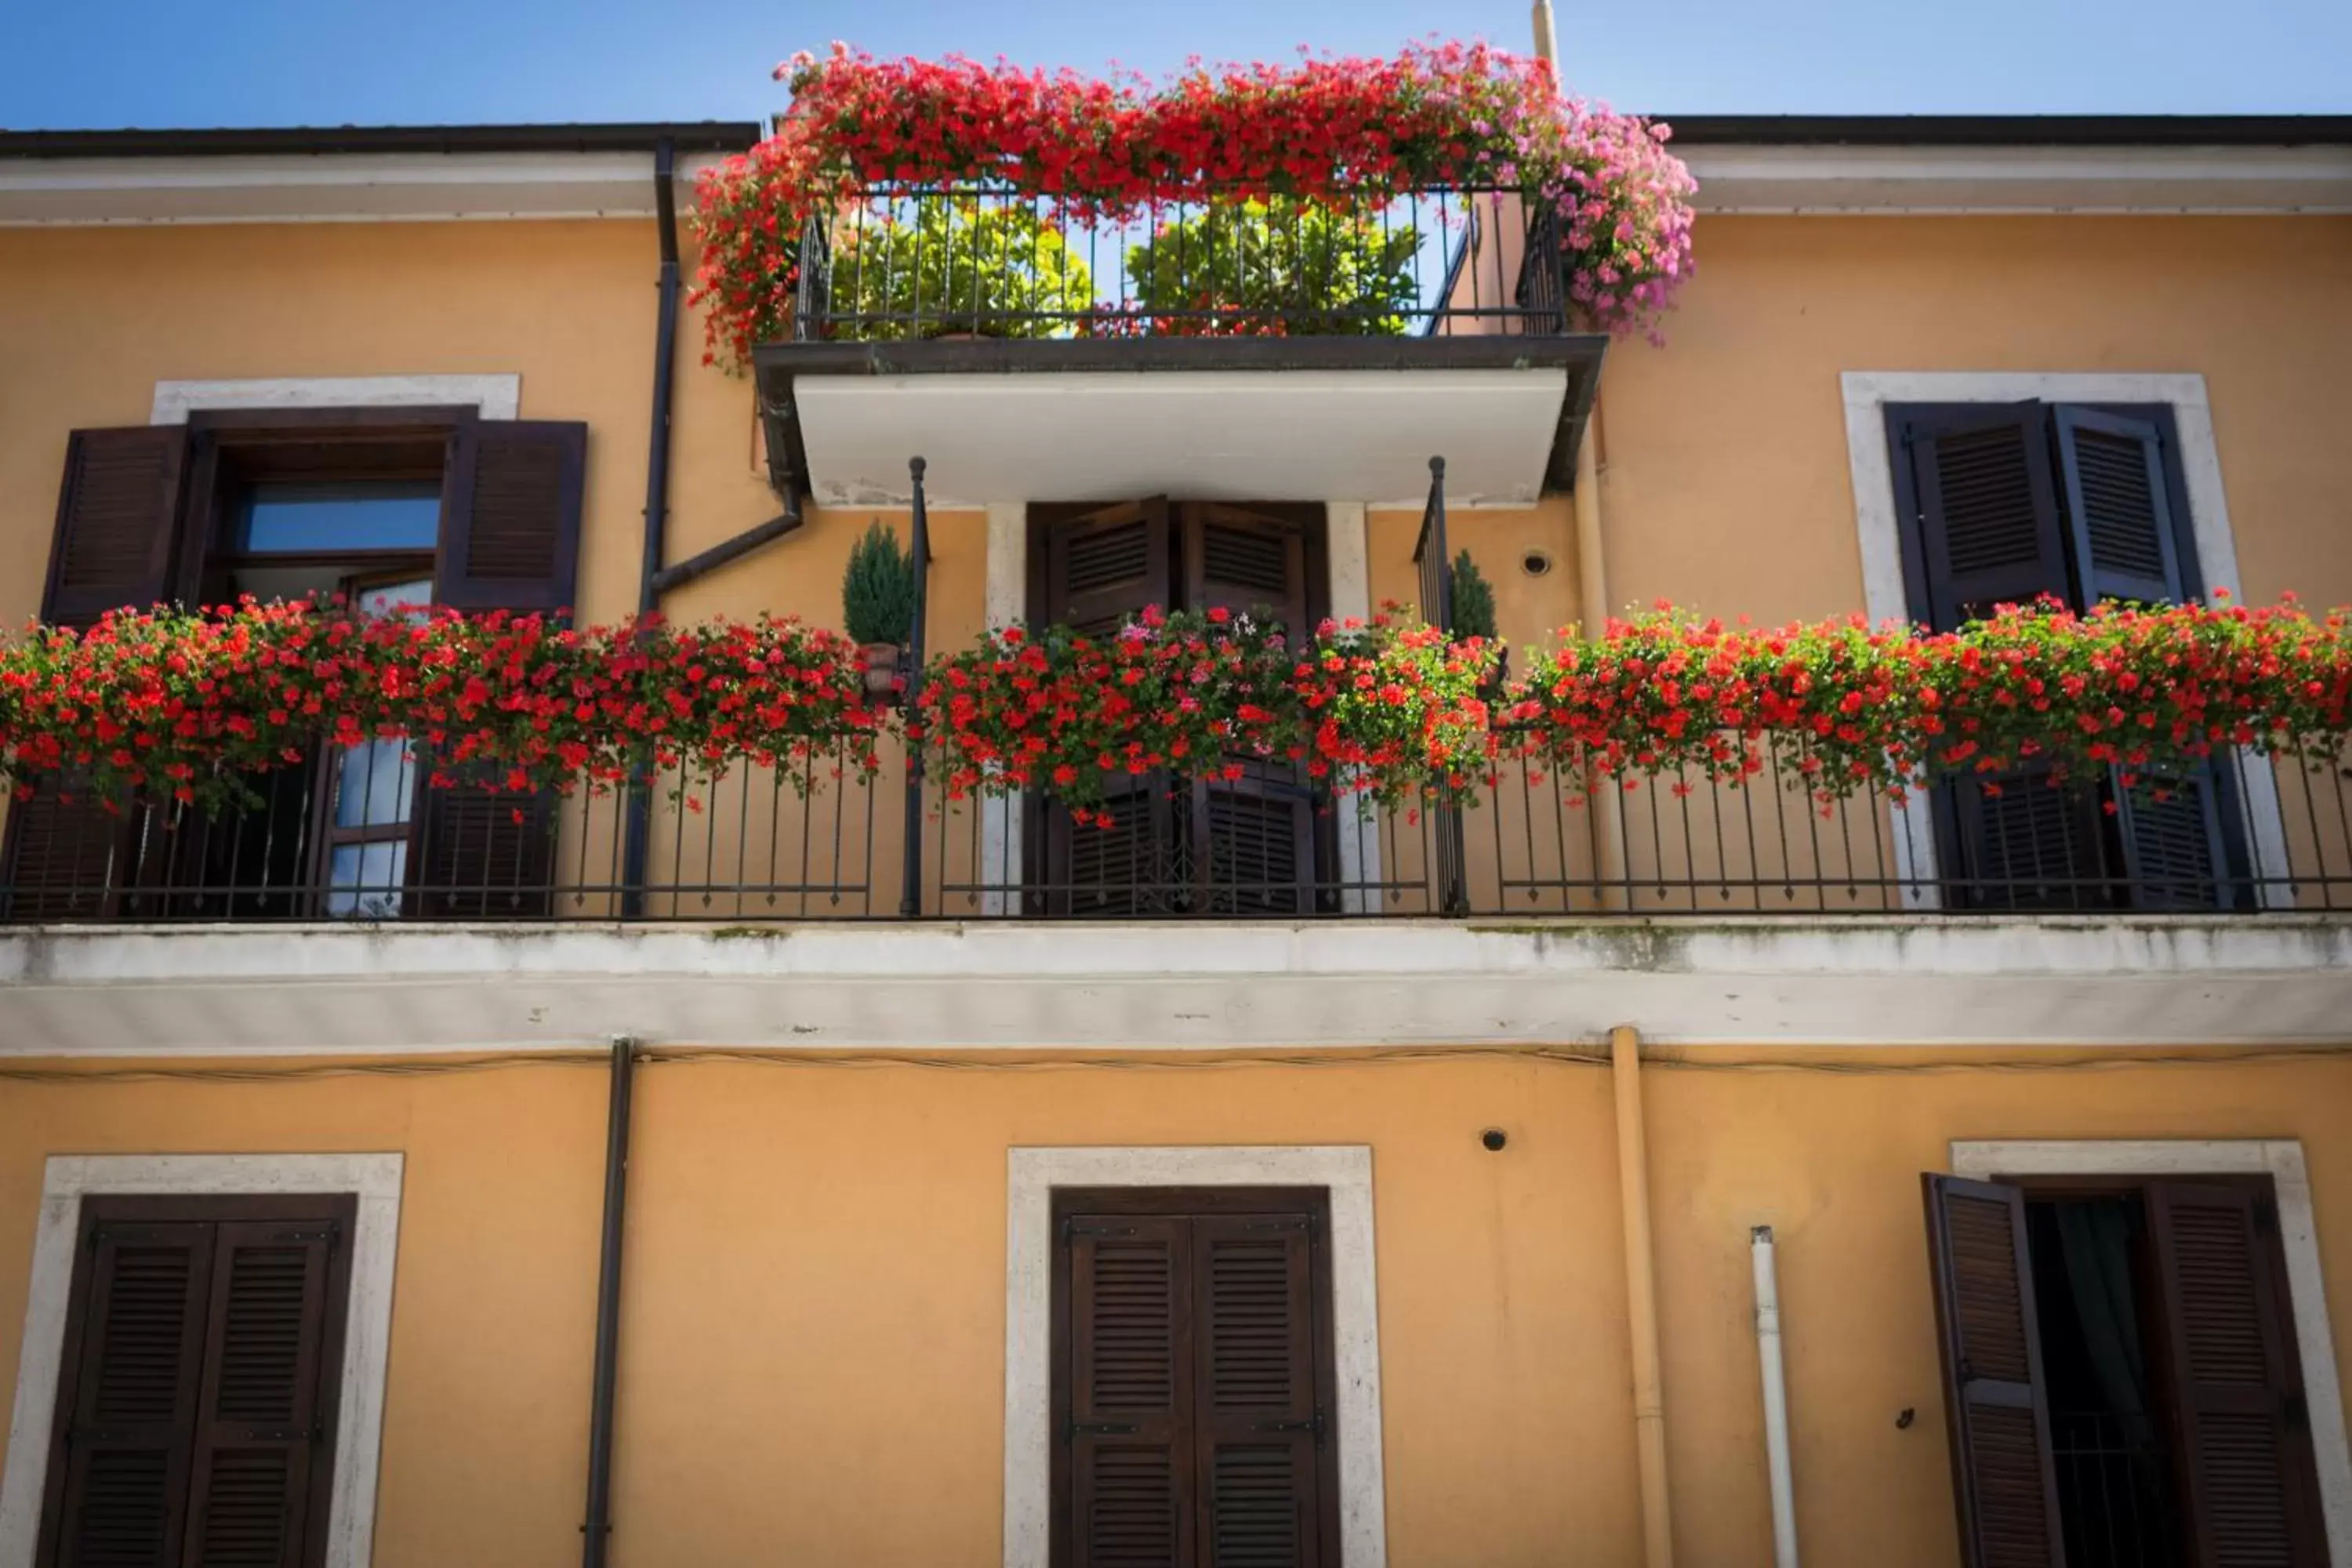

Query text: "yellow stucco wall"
[2, 1047, 2349, 1567]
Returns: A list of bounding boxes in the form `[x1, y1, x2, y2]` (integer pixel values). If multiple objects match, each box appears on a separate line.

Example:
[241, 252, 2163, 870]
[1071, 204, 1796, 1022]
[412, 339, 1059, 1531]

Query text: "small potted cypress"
[1449, 547, 1507, 694]
[842, 520, 918, 705]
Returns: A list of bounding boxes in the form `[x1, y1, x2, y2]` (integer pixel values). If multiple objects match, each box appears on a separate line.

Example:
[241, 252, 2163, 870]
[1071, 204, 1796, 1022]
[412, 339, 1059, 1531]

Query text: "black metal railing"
[8, 732, 2347, 924]
[791, 185, 1568, 343]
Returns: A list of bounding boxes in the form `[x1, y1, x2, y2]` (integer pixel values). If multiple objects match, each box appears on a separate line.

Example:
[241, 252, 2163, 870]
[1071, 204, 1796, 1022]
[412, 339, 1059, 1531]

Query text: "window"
[1025, 500, 1328, 917]
[1886, 401, 2252, 910]
[3, 409, 586, 923]
[1051, 1187, 1341, 1568]
[37, 1193, 358, 1568]
[1922, 1174, 2328, 1566]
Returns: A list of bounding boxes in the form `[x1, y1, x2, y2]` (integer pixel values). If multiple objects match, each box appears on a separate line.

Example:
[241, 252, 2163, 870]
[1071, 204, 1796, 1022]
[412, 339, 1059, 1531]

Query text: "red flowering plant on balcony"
[1504, 596, 2352, 809]
[916, 604, 1497, 820]
[691, 41, 1697, 367]
[0, 599, 880, 815]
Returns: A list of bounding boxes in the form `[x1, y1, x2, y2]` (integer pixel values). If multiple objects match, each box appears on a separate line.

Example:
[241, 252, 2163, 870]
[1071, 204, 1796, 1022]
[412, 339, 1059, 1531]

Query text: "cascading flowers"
[691, 41, 1697, 367]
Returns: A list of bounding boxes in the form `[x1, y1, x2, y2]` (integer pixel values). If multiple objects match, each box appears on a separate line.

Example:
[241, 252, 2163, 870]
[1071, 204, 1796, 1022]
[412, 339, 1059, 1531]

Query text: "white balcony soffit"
[1681, 143, 2352, 214]
[1, 916, 2348, 1057]
[0, 151, 735, 226]
[794, 368, 1570, 509]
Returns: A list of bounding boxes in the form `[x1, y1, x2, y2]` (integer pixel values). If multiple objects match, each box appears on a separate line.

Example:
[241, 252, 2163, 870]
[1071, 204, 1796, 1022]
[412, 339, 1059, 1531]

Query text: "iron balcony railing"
[790, 185, 1567, 342]
[5, 729, 2347, 925]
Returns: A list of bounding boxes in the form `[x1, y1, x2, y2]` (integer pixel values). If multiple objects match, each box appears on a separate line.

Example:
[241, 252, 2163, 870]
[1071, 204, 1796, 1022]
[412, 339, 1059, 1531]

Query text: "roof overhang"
[1665, 117, 2352, 213]
[0, 122, 760, 226]
[751, 336, 1607, 510]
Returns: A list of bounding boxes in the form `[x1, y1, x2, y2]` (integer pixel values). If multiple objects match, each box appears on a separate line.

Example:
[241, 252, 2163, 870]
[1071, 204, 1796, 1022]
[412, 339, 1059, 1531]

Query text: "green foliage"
[1447, 550, 1498, 643]
[832, 199, 1094, 338]
[1123, 198, 1421, 336]
[841, 521, 918, 644]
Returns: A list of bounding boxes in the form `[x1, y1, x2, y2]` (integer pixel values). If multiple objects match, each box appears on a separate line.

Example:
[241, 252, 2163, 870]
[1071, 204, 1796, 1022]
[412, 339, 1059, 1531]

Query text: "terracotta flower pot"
[859, 641, 903, 705]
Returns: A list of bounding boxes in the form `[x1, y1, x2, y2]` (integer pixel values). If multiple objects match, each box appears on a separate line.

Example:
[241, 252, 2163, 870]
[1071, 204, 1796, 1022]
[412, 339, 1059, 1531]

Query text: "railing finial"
[1428, 455, 1446, 481]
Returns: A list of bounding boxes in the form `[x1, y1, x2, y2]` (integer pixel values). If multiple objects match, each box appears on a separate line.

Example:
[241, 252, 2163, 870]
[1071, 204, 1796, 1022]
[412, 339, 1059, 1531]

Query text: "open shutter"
[2145, 1184, 2325, 1568]
[2050, 406, 2234, 908]
[4, 428, 192, 922]
[434, 421, 586, 614]
[417, 420, 583, 916]
[1900, 405, 2103, 910]
[1922, 1174, 2065, 1568]
[45, 1220, 215, 1568]
[1041, 501, 1179, 913]
[183, 1220, 339, 1568]
[1182, 506, 1318, 916]
[1192, 1212, 1327, 1568]
[1068, 1214, 1195, 1568]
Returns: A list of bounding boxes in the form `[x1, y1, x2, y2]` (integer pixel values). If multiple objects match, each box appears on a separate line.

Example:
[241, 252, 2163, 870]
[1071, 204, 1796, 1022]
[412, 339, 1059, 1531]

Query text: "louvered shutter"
[1068, 1214, 1195, 1568]
[415, 421, 583, 917]
[2145, 1184, 2326, 1567]
[434, 421, 586, 613]
[1047, 499, 1173, 638]
[2050, 407, 2234, 909]
[5, 429, 193, 923]
[45, 1221, 215, 1568]
[183, 1221, 339, 1568]
[1900, 405, 2106, 909]
[1191, 1213, 1327, 1568]
[1182, 506, 1317, 916]
[1921, 1175, 2065, 1568]
[1042, 502, 1180, 913]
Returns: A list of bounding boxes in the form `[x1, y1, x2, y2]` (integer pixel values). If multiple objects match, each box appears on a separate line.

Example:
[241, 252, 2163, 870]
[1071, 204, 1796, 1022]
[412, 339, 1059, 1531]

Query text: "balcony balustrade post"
[901, 457, 931, 919]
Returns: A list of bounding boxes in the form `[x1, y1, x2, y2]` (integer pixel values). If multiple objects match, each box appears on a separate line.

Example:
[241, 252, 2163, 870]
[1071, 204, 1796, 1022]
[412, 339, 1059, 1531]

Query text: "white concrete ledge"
[0, 916, 2347, 1055]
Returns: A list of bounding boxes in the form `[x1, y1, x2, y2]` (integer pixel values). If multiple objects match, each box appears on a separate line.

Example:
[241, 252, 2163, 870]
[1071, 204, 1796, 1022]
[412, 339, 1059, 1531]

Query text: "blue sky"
[4, 0, 2347, 130]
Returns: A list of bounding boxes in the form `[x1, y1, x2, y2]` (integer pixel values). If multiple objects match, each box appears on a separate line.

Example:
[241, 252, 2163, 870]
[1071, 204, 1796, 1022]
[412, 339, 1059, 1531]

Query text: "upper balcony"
[695, 44, 1690, 510]
[751, 187, 1604, 510]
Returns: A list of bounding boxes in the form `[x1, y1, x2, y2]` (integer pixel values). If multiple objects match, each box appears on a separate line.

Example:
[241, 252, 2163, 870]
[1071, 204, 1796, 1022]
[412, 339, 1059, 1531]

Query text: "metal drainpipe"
[619, 138, 682, 917]
[580, 1035, 639, 1568]
[1752, 1225, 1802, 1568]
[1611, 1023, 1677, 1568]
[899, 457, 930, 917]
[1574, 410, 1628, 906]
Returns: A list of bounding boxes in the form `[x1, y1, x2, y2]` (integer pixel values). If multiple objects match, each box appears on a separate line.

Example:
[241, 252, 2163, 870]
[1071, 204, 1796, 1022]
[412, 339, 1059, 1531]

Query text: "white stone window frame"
[1842, 371, 2292, 908]
[1951, 1138, 2350, 1563]
[1004, 1145, 1386, 1568]
[151, 374, 520, 426]
[0, 1153, 405, 1568]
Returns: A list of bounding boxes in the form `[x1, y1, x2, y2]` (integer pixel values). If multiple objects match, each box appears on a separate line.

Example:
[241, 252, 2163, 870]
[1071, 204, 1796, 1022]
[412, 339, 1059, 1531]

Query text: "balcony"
[750, 186, 1604, 509]
[8, 726, 2347, 927]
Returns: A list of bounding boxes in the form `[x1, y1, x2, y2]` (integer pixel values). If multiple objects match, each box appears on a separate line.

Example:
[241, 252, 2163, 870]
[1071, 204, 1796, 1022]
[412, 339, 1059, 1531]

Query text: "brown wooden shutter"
[1047, 498, 1174, 637]
[183, 1220, 339, 1568]
[42, 426, 192, 630]
[2145, 1183, 2326, 1568]
[412, 782, 557, 920]
[1040, 501, 1178, 913]
[2048, 406, 2232, 908]
[1191, 1212, 1327, 1568]
[1068, 1214, 1195, 1567]
[1900, 406, 2103, 909]
[1182, 506, 1316, 916]
[418, 420, 583, 915]
[1922, 1174, 2065, 1568]
[5, 428, 193, 922]
[434, 420, 586, 614]
[44, 1220, 216, 1568]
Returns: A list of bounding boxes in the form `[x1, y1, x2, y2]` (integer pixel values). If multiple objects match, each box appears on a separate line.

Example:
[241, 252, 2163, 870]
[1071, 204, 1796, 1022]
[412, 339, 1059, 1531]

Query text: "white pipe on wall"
[1751, 1226, 1801, 1568]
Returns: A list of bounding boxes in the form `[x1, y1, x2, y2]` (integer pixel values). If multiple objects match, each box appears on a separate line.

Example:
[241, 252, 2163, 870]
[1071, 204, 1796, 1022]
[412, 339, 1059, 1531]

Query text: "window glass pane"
[354, 576, 432, 619]
[231, 482, 441, 553]
[333, 739, 416, 829]
[325, 841, 407, 920]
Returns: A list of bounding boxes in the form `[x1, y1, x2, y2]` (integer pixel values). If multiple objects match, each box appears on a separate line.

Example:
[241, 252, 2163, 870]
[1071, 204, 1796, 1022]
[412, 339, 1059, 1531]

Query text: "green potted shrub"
[1448, 548, 1507, 692]
[842, 520, 919, 703]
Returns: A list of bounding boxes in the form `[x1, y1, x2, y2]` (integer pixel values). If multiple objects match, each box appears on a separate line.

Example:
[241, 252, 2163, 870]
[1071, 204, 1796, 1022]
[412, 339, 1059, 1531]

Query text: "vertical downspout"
[1611, 1024, 1676, 1568]
[580, 1036, 638, 1568]
[1575, 412, 1628, 905]
[1751, 1226, 1802, 1568]
[620, 138, 681, 916]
